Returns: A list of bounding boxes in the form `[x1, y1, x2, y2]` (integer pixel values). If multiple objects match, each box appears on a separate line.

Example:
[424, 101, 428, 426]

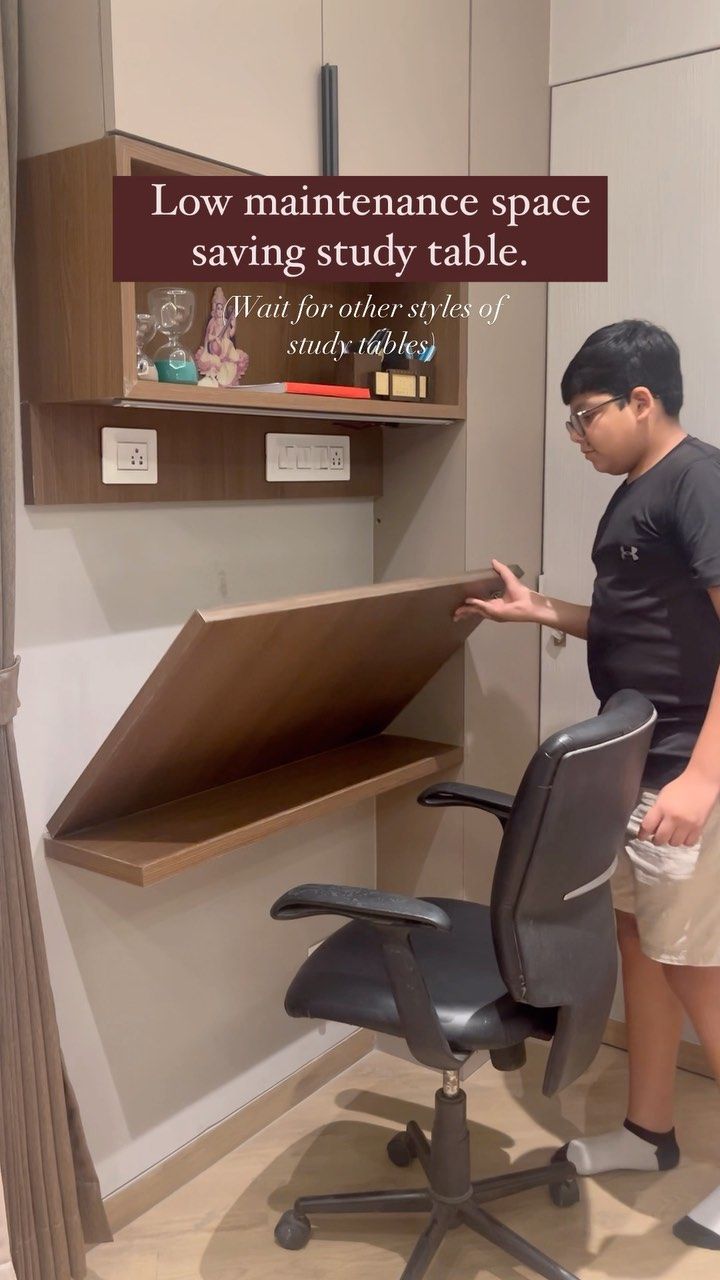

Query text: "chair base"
[274, 1085, 581, 1280]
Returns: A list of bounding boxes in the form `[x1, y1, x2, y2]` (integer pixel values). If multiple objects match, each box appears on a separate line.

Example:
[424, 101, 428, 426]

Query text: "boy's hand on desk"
[638, 770, 720, 847]
[454, 559, 534, 624]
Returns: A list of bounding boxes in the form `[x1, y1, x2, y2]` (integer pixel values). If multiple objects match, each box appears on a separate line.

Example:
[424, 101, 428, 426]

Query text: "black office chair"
[270, 689, 656, 1280]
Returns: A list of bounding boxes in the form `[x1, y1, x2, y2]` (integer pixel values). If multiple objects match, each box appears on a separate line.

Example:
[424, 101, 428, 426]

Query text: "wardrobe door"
[542, 49, 720, 737]
[551, 0, 720, 84]
[322, 0, 470, 175]
[105, 0, 323, 172]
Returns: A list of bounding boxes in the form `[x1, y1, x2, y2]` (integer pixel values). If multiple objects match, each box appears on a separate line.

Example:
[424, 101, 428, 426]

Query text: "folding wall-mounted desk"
[46, 569, 512, 886]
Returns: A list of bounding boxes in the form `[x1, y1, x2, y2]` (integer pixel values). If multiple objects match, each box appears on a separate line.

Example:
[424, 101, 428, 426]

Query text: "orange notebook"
[285, 382, 371, 398]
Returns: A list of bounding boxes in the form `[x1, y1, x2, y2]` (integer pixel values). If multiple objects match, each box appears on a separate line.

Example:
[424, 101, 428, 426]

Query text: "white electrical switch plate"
[266, 433, 350, 482]
[102, 427, 158, 485]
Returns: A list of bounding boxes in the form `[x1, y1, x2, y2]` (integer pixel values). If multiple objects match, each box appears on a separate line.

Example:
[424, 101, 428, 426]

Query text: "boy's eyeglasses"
[565, 394, 626, 440]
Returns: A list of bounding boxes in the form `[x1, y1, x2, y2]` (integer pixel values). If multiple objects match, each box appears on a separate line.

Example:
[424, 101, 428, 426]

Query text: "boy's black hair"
[560, 319, 683, 417]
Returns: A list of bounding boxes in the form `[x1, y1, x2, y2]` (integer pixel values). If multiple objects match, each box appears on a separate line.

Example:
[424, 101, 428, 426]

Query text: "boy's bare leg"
[554, 910, 683, 1176]
[663, 963, 720, 1081]
[618, 911, 685, 1130]
[663, 964, 720, 1249]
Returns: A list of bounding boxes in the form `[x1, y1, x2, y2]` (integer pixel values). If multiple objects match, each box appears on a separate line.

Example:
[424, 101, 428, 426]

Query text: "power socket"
[329, 446, 344, 470]
[117, 442, 148, 471]
[102, 427, 158, 485]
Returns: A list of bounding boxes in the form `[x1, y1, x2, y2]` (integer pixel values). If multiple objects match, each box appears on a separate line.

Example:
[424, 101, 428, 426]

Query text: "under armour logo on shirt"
[620, 545, 639, 561]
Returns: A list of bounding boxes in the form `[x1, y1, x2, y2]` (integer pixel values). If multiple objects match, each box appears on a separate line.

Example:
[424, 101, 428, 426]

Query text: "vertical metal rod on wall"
[321, 64, 339, 175]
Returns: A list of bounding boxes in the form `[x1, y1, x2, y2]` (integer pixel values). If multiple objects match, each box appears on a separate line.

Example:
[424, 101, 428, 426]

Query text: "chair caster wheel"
[275, 1208, 311, 1249]
[550, 1178, 580, 1208]
[387, 1132, 416, 1167]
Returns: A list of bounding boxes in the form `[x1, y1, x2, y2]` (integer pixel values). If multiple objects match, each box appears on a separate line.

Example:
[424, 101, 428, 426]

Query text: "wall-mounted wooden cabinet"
[17, 132, 468, 505]
[17, 134, 468, 426]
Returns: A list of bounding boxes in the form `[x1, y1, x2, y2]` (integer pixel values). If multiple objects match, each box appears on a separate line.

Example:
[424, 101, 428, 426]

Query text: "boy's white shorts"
[611, 788, 720, 966]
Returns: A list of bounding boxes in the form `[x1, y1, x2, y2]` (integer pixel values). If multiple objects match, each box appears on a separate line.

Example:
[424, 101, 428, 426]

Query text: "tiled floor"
[87, 1043, 720, 1279]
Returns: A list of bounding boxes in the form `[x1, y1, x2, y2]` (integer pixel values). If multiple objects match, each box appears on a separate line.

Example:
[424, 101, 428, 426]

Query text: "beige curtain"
[0, 3, 112, 1277]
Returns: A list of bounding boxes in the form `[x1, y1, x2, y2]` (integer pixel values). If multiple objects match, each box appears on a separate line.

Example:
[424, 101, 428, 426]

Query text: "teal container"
[155, 358, 198, 384]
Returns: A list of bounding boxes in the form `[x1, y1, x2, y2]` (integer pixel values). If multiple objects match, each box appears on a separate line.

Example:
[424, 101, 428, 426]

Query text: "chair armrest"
[417, 782, 515, 827]
[271, 883, 462, 1071]
[270, 883, 451, 931]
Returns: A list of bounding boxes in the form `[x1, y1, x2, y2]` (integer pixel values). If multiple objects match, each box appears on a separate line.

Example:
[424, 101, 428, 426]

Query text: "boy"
[456, 319, 720, 1250]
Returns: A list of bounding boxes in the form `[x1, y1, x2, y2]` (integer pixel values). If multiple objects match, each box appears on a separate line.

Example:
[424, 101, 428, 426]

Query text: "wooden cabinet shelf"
[45, 570, 508, 887]
[121, 381, 460, 426]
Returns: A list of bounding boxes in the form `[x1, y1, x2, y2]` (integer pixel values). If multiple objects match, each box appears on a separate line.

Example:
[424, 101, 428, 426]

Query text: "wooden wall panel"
[17, 137, 123, 403]
[21, 403, 383, 504]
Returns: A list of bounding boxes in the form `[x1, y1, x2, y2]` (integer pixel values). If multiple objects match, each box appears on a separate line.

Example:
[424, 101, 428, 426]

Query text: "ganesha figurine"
[195, 287, 250, 387]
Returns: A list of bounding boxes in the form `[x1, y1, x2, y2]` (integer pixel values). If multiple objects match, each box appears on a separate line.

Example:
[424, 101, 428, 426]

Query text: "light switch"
[265, 433, 350, 482]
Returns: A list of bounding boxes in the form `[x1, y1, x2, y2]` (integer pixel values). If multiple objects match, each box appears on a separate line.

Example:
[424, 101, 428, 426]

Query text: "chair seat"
[284, 898, 556, 1055]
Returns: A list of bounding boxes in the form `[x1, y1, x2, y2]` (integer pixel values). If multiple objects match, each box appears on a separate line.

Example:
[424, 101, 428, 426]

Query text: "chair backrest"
[490, 689, 656, 1097]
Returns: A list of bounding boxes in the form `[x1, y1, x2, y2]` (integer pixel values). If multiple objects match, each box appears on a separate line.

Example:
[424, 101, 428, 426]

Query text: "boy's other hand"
[638, 769, 720, 847]
[454, 559, 535, 623]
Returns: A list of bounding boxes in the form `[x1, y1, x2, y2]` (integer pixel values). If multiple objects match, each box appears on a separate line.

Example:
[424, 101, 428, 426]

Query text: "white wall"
[14, 388, 376, 1191]
[15, 0, 459, 1197]
[17, 0, 473, 1195]
[551, 0, 720, 84]
[16, 0, 551, 1197]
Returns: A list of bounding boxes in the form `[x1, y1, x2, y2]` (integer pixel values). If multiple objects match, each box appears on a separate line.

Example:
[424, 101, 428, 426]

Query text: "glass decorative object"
[148, 287, 198, 384]
[135, 312, 158, 380]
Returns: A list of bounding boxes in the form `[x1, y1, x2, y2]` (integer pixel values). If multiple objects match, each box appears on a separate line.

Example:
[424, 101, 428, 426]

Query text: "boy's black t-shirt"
[588, 435, 720, 788]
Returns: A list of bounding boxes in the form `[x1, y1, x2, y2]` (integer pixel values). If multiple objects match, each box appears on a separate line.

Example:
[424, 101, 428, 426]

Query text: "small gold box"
[371, 368, 429, 401]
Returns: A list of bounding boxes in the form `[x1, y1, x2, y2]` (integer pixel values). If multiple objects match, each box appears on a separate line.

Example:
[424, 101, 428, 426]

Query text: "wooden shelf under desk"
[45, 735, 462, 887]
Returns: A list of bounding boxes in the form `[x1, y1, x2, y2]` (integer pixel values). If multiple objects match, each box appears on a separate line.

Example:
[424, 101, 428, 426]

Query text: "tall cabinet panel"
[542, 49, 720, 741]
[542, 45, 720, 1056]
[19, 0, 106, 157]
[463, 0, 550, 905]
[104, 0, 323, 173]
[356, 1, 471, 904]
[322, 0, 471, 176]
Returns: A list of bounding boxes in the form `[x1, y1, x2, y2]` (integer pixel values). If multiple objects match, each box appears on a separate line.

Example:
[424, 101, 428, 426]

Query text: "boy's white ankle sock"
[554, 1118, 680, 1176]
[674, 1184, 720, 1250]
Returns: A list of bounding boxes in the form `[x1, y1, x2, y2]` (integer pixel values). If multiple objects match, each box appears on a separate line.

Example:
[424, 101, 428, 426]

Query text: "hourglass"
[148, 287, 198, 384]
[135, 313, 158, 380]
